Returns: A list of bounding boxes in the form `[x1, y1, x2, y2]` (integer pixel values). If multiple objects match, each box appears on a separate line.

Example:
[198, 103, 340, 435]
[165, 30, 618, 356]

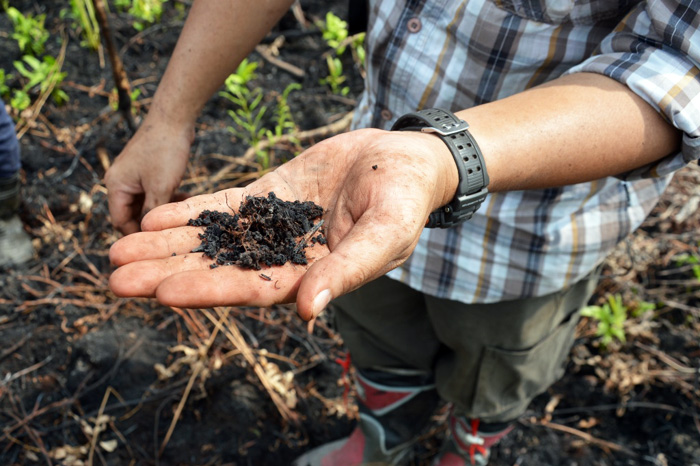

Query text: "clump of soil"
[187, 191, 327, 270]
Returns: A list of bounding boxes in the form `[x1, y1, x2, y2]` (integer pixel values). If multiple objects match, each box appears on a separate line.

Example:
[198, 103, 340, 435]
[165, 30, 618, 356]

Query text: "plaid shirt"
[352, 0, 700, 303]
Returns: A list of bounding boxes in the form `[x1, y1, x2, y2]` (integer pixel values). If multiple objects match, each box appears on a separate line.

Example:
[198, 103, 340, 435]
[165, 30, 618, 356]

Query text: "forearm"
[148, 0, 295, 128]
[451, 72, 682, 195]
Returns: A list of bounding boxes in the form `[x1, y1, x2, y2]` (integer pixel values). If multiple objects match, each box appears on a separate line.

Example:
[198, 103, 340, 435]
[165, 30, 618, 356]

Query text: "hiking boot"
[432, 416, 513, 466]
[294, 367, 439, 466]
[0, 174, 33, 266]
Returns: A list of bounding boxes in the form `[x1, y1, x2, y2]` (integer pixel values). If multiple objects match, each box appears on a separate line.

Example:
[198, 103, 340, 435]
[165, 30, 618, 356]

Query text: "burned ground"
[1, 1, 699, 465]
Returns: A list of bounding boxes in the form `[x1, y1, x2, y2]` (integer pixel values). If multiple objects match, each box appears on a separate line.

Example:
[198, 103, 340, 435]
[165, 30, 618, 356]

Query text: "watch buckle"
[420, 119, 469, 137]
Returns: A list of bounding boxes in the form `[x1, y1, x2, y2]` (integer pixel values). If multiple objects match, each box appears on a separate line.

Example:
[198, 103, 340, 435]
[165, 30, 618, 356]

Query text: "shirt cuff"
[564, 1, 700, 180]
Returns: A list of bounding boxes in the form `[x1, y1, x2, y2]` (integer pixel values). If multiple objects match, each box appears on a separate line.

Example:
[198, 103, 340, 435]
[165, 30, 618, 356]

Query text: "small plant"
[266, 83, 301, 141]
[115, 0, 168, 31]
[10, 90, 30, 112]
[222, 59, 259, 97]
[631, 300, 656, 318]
[12, 55, 69, 111]
[258, 83, 302, 168]
[219, 59, 269, 152]
[109, 87, 142, 113]
[319, 12, 349, 54]
[69, 0, 101, 50]
[349, 32, 366, 66]
[674, 252, 700, 281]
[219, 60, 303, 169]
[0, 69, 10, 98]
[316, 12, 364, 95]
[320, 56, 349, 96]
[581, 294, 628, 348]
[6, 6, 50, 56]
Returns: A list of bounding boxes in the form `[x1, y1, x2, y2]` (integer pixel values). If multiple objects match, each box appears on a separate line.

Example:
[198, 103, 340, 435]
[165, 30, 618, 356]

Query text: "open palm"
[109, 128, 456, 320]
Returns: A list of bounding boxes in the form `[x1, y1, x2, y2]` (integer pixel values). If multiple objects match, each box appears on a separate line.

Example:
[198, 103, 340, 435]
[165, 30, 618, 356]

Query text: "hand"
[105, 118, 194, 235]
[108, 128, 458, 320]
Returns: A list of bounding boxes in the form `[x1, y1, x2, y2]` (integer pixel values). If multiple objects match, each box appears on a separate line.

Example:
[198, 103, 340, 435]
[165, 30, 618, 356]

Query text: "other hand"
[105, 118, 194, 235]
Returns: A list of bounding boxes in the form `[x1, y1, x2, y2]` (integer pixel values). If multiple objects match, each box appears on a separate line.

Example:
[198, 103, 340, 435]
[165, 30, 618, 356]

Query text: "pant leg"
[0, 101, 20, 179]
[332, 269, 599, 424]
[331, 275, 441, 373]
[427, 270, 600, 423]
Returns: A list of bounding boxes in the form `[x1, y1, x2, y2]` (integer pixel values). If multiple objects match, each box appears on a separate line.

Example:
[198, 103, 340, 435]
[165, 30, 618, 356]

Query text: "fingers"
[152, 267, 299, 308]
[109, 227, 203, 266]
[109, 247, 318, 307]
[108, 189, 144, 235]
[109, 252, 297, 306]
[141, 189, 173, 223]
[109, 253, 211, 297]
[141, 190, 245, 231]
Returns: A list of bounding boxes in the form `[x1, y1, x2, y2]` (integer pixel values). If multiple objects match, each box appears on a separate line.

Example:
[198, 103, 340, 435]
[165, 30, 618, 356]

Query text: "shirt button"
[407, 17, 421, 33]
[380, 109, 393, 121]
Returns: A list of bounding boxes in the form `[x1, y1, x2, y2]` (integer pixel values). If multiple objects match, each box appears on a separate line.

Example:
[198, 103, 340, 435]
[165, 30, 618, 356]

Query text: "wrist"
[145, 100, 198, 131]
[391, 109, 490, 228]
[138, 102, 197, 153]
[415, 132, 461, 210]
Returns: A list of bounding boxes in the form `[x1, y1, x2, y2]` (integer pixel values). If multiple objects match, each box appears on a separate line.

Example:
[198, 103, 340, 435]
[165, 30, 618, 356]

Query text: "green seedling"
[350, 32, 366, 65]
[674, 253, 700, 281]
[220, 59, 269, 154]
[258, 83, 302, 168]
[581, 293, 628, 348]
[220, 60, 303, 168]
[266, 83, 301, 141]
[631, 300, 656, 318]
[317, 11, 365, 60]
[10, 89, 30, 112]
[319, 12, 349, 55]
[317, 12, 364, 94]
[320, 55, 349, 96]
[69, 0, 101, 50]
[0, 69, 10, 98]
[6, 6, 50, 56]
[115, 0, 168, 31]
[222, 58, 258, 97]
[13, 55, 69, 111]
[109, 87, 142, 113]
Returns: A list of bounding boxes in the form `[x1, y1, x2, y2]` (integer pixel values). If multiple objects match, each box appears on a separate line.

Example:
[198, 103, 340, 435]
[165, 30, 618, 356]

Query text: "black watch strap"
[391, 108, 489, 228]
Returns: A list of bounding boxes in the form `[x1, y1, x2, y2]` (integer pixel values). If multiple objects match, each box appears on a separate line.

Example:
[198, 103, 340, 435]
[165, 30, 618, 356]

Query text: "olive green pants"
[331, 271, 599, 423]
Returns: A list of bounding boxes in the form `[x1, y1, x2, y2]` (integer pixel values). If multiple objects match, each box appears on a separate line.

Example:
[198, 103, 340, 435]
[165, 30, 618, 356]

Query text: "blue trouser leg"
[0, 101, 20, 179]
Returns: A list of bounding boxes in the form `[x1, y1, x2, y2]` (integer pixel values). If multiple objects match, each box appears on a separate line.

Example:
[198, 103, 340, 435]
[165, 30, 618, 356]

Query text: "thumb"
[295, 221, 415, 321]
[108, 189, 143, 235]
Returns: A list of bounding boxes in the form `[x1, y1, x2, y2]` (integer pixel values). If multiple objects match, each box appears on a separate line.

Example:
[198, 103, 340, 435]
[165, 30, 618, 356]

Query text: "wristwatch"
[391, 108, 490, 228]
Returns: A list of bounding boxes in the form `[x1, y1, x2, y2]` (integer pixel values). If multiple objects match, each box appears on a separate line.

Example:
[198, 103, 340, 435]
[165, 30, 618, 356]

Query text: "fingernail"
[312, 289, 332, 318]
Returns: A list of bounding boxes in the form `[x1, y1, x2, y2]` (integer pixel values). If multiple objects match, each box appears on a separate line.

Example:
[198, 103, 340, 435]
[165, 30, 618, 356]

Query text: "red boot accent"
[320, 427, 365, 466]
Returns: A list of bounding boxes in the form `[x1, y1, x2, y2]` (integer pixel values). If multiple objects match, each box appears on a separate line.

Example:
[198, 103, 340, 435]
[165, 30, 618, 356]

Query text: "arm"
[105, 0, 295, 234]
[461, 72, 682, 193]
[108, 72, 682, 320]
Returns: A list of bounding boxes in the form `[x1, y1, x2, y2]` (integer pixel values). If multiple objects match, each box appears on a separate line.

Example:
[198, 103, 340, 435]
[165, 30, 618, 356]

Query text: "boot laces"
[467, 419, 486, 465]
